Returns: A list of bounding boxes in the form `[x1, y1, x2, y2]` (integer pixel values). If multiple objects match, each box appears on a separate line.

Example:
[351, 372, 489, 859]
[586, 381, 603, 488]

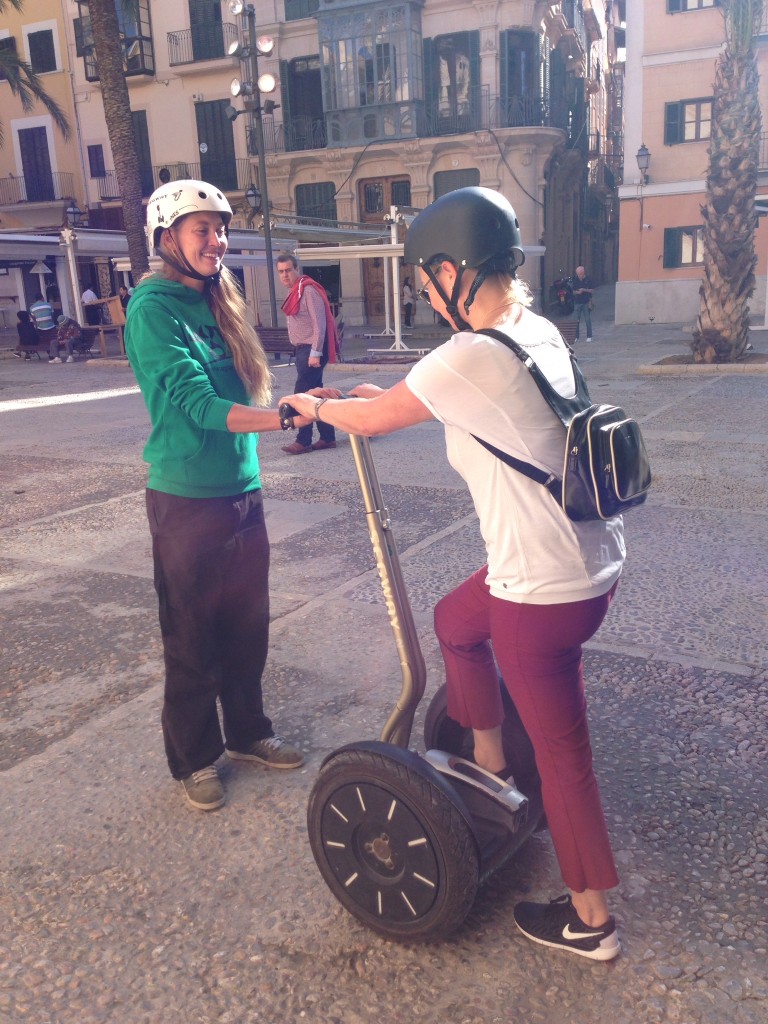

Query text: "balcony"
[167, 22, 238, 67]
[0, 171, 75, 205]
[88, 161, 255, 203]
[262, 89, 575, 155]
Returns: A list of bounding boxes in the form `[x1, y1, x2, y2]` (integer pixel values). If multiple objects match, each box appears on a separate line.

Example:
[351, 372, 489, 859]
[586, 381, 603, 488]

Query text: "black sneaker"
[514, 894, 620, 961]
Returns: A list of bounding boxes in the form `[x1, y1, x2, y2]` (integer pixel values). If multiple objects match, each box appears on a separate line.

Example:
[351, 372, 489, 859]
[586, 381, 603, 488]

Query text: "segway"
[279, 409, 544, 941]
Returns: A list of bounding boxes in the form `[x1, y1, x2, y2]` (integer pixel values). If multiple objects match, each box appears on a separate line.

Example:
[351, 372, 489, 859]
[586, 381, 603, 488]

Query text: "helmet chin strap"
[160, 229, 219, 283]
[426, 264, 472, 332]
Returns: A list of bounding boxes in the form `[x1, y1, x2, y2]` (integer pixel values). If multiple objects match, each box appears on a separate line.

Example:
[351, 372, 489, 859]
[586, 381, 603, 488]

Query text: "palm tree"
[84, 0, 149, 276]
[692, 0, 763, 363]
[0, 0, 70, 147]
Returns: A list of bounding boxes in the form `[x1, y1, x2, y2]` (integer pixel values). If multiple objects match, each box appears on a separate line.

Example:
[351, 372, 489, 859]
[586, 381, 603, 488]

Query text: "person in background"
[29, 294, 58, 361]
[118, 284, 132, 310]
[572, 266, 594, 343]
[15, 310, 39, 360]
[125, 180, 307, 813]
[402, 276, 414, 328]
[53, 314, 83, 363]
[81, 284, 101, 326]
[276, 252, 338, 455]
[282, 187, 624, 962]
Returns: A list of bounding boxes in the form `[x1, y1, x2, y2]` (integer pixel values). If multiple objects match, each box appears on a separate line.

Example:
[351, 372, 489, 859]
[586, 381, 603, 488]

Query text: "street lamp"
[245, 184, 261, 213]
[65, 201, 84, 227]
[636, 143, 651, 185]
[226, 0, 279, 326]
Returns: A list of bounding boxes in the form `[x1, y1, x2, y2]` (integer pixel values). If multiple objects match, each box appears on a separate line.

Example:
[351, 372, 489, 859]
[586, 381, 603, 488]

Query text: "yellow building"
[0, 0, 82, 321]
[616, 0, 768, 326]
[1, 1, 623, 328]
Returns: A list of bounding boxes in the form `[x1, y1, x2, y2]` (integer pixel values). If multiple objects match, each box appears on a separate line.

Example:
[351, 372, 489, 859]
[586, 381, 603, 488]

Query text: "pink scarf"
[281, 275, 338, 363]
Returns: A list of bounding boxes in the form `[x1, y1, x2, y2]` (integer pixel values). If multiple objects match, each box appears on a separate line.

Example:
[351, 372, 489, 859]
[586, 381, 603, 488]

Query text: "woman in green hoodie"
[126, 180, 306, 812]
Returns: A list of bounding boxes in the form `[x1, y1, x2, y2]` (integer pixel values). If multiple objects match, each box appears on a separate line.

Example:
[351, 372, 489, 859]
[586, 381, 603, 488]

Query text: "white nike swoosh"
[562, 923, 600, 940]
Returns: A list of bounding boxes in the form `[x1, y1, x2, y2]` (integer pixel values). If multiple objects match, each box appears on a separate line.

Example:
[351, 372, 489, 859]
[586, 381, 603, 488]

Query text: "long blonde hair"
[206, 266, 273, 407]
[146, 242, 273, 406]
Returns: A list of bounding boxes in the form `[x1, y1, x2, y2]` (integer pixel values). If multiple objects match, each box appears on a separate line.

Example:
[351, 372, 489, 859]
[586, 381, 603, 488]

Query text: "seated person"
[29, 293, 58, 360]
[15, 310, 40, 360]
[52, 315, 84, 363]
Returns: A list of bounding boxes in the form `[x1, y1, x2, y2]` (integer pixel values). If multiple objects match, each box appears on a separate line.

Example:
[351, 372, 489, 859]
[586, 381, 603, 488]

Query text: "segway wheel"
[307, 745, 480, 941]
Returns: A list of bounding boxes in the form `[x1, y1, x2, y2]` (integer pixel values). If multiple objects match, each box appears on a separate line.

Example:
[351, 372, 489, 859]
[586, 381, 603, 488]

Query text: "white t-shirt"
[405, 308, 625, 605]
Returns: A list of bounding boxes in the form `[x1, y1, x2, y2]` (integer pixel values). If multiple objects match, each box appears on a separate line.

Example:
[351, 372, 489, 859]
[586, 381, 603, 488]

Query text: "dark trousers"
[293, 345, 335, 447]
[575, 302, 592, 338]
[146, 488, 273, 779]
[404, 302, 413, 327]
[434, 567, 620, 893]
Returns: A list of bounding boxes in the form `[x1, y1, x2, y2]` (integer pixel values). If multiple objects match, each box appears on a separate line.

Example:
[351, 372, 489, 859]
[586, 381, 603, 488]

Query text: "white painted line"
[0, 386, 141, 414]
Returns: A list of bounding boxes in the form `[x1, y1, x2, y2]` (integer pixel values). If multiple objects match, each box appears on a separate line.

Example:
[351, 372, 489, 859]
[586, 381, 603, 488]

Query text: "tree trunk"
[691, 0, 763, 363]
[86, 0, 149, 278]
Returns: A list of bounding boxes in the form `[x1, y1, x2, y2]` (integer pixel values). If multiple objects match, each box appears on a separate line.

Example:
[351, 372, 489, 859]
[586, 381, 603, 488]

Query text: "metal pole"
[59, 227, 82, 322]
[246, 10, 278, 327]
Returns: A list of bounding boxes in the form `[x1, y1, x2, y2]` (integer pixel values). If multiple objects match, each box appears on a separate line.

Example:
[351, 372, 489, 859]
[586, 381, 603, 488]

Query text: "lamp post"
[635, 144, 651, 233]
[636, 143, 651, 185]
[227, 0, 279, 327]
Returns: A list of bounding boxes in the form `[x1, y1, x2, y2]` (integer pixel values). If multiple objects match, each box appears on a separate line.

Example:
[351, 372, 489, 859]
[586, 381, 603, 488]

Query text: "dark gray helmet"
[404, 186, 525, 270]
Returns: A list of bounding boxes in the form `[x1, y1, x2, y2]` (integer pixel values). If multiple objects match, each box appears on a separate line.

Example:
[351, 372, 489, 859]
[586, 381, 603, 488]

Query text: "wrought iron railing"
[167, 22, 238, 66]
[263, 88, 577, 154]
[0, 171, 75, 204]
[150, 159, 253, 193]
[760, 131, 768, 168]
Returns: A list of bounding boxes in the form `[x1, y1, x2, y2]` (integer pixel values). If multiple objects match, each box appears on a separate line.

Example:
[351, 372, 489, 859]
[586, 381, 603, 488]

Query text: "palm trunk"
[691, 0, 763, 363]
[86, 0, 149, 278]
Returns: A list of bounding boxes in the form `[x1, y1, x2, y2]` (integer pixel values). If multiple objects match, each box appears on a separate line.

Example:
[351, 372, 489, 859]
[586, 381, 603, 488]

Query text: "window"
[664, 99, 712, 144]
[296, 181, 337, 223]
[279, 56, 325, 152]
[668, 0, 716, 11]
[663, 226, 705, 267]
[423, 32, 481, 133]
[75, 0, 154, 81]
[499, 30, 542, 127]
[286, 0, 319, 21]
[28, 29, 57, 73]
[88, 145, 106, 178]
[0, 35, 17, 83]
[434, 168, 480, 199]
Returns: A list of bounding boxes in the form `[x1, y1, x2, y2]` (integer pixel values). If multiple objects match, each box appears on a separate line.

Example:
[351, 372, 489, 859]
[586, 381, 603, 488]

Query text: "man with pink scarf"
[276, 253, 338, 454]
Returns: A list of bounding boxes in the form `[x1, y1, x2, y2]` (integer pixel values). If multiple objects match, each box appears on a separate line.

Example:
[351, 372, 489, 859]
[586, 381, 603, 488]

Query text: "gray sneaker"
[226, 734, 304, 769]
[180, 765, 225, 811]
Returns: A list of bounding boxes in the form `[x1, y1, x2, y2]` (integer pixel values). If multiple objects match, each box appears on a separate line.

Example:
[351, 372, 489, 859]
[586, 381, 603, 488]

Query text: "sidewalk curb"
[638, 361, 768, 375]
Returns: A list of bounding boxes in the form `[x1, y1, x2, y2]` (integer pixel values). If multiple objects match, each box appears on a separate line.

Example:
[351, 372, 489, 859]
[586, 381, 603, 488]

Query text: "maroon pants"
[434, 567, 619, 893]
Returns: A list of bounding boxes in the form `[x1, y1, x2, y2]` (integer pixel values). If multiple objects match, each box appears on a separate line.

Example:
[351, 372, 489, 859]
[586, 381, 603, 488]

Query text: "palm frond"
[0, 52, 70, 140]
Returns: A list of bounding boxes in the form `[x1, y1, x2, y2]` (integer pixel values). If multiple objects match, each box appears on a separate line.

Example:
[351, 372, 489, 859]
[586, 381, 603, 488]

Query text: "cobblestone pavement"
[1, 294, 767, 1023]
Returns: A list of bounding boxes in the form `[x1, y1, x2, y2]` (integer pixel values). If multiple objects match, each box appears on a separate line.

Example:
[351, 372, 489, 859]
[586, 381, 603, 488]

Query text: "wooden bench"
[552, 319, 578, 344]
[256, 326, 293, 363]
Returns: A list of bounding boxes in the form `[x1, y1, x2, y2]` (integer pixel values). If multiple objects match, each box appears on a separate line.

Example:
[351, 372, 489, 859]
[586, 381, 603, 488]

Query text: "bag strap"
[477, 326, 592, 426]
[468, 325, 592, 504]
[471, 432, 562, 502]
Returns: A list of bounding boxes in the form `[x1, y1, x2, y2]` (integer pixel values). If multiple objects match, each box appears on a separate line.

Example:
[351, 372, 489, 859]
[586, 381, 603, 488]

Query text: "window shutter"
[469, 31, 480, 121]
[423, 38, 436, 111]
[664, 102, 681, 144]
[667, 0, 682, 12]
[663, 228, 680, 268]
[0, 35, 17, 81]
[279, 59, 293, 126]
[500, 30, 509, 120]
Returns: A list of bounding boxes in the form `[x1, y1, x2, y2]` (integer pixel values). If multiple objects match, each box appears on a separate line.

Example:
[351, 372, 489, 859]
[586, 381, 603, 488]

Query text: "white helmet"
[146, 179, 233, 253]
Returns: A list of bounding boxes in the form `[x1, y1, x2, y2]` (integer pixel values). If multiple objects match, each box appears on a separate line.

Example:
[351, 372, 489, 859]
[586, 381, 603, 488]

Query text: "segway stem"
[349, 434, 427, 747]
